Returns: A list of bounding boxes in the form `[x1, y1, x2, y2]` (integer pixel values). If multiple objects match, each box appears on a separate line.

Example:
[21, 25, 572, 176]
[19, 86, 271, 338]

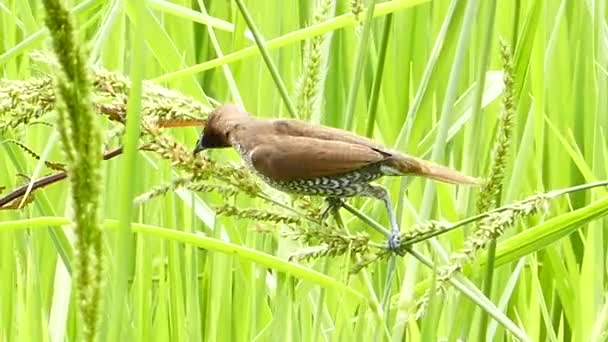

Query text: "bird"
[193, 104, 480, 251]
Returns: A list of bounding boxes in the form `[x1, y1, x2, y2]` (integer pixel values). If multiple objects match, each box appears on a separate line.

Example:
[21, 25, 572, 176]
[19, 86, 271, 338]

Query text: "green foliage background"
[1, 0, 608, 341]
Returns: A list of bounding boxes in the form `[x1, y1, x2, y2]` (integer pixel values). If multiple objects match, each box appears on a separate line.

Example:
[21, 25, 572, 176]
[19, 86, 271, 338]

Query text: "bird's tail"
[386, 154, 482, 185]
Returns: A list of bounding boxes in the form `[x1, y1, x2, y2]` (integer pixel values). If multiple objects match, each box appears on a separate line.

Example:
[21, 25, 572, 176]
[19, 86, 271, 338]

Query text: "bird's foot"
[387, 231, 405, 256]
[320, 197, 344, 222]
[387, 232, 400, 250]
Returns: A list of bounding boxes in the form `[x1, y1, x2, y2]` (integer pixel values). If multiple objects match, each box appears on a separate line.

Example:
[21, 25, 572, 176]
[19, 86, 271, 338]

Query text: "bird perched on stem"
[193, 105, 480, 251]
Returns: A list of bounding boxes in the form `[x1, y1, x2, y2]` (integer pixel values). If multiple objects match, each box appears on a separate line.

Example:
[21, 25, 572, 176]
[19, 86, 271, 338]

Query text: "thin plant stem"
[332, 208, 388, 339]
[344, 0, 378, 130]
[404, 247, 530, 342]
[233, 0, 297, 118]
[365, 13, 393, 137]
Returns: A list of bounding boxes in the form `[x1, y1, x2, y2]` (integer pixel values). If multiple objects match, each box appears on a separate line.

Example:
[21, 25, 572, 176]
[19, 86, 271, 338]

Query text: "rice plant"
[1, 1, 607, 341]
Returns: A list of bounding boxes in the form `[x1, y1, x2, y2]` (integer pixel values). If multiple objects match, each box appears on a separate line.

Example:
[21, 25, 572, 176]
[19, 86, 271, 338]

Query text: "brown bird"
[193, 105, 480, 250]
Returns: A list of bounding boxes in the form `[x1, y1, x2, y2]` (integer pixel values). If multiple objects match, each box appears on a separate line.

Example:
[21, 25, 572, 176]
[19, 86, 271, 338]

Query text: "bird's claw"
[387, 233, 400, 250]
[320, 197, 344, 221]
[387, 232, 405, 256]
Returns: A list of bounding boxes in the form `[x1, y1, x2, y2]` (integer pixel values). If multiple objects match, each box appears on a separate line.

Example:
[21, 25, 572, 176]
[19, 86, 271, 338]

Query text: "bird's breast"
[256, 163, 384, 197]
[233, 142, 255, 167]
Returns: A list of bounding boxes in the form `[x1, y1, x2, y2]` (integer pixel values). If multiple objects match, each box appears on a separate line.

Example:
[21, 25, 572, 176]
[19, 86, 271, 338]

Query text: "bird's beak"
[193, 136, 205, 155]
[192, 120, 208, 155]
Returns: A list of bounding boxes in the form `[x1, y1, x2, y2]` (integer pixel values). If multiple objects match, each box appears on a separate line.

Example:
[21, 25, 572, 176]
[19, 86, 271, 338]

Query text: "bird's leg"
[320, 197, 344, 222]
[366, 185, 401, 252]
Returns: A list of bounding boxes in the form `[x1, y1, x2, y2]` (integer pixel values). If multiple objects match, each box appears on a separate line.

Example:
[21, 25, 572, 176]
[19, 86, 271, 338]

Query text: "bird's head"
[193, 104, 249, 154]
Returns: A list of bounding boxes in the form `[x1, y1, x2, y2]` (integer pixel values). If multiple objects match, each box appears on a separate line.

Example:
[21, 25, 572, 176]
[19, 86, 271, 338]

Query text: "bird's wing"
[249, 136, 387, 181]
[272, 119, 386, 150]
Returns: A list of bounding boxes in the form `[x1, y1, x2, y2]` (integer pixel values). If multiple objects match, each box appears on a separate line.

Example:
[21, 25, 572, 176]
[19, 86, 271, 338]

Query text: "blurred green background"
[1, 0, 607, 341]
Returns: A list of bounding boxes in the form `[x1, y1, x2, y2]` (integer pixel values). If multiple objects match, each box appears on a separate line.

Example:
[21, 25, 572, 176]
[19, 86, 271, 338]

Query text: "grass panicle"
[350, 0, 365, 27]
[141, 124, 262, 197]
[0, 77, 55, 132]
[286, 224, 371, 261]
[41, 0, 103, 340]
[2, 139, 66, 171]
[415, 193, 548, 318]
[399, 220, 453, 245]
[416, 38, 519, 317]
[476, 38, 516, 213]
[1, 54, 210, 131]
[216, 204, 303, 226]
[133, 176, 240, 205]
[292, 196, 326, 218]
[294, 0, 334, 120]
[446, 194, 547, 276]
[475, 37, 516, 333]
[350, 250, 391, 273]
